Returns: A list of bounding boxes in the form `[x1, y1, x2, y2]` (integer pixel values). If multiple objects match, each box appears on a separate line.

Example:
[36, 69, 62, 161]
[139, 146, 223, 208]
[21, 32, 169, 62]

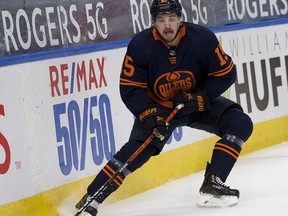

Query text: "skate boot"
[197, 163, 239, 208]
[75, 193, 98, 216]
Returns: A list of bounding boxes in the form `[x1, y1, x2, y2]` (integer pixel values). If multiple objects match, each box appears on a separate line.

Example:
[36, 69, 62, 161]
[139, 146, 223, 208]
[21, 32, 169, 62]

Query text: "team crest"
[154, 71, 196, 100]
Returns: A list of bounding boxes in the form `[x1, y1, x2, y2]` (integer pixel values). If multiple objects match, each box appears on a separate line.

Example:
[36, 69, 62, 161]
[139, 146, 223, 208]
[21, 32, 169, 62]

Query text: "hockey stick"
[74, 103, 184, 216]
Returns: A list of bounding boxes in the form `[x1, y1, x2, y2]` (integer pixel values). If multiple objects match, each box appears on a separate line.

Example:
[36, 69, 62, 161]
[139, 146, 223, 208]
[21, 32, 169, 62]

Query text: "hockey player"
[75, 0, 253, 215]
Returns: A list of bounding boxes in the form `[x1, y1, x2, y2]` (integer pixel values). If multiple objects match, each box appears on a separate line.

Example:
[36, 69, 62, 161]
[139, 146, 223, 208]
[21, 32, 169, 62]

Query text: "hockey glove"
[139, 105, 170, 140]
[172, 90, 210, 115]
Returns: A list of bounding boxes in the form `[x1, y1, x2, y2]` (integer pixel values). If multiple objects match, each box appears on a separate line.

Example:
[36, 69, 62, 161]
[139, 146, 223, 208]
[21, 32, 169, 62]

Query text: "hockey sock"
[87, 158, 130, 203]
[209, 134, 244, 182]
[209, 107, 253, 181]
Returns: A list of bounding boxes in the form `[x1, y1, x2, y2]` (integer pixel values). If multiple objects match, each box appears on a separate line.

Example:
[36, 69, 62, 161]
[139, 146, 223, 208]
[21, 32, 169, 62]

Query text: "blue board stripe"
[0, 18, 287, 67]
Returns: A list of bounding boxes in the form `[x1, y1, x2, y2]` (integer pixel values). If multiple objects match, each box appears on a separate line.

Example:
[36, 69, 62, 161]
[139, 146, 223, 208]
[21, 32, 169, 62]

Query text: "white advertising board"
[22, 49, 134, 190]
[0, 68, 33, 204]
[219, 24, 288, 123]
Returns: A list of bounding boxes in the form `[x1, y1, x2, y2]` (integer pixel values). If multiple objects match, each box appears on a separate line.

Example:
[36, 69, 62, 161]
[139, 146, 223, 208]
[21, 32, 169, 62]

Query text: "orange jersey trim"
[208, 61, 235, 77]
[147, 89, 174, 109]
[120, 78, 148, 88]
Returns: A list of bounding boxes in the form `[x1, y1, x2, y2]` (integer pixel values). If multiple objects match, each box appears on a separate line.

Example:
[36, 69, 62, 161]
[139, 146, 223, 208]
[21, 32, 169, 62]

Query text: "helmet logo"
[160, 0, 169, 10]
[160, 5, 170, 10]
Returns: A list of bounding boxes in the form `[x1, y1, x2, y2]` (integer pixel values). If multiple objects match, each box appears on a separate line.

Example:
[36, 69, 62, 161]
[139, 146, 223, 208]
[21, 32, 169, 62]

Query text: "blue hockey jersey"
[120, 22, 236, 116]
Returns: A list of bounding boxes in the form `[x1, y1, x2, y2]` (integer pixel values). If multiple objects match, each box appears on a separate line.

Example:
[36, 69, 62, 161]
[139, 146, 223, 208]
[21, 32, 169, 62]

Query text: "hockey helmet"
[150, 0, 182, 20]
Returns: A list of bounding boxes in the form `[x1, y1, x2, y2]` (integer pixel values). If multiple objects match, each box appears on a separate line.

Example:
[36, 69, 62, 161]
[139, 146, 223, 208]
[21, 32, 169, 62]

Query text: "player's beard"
[156, 28, 179, 46]
[157, 23, 182, 46]
[164, 29, 178, 42]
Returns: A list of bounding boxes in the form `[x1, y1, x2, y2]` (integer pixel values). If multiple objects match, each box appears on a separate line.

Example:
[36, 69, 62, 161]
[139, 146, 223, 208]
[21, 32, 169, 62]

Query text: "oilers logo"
[154, 71, 196, 100]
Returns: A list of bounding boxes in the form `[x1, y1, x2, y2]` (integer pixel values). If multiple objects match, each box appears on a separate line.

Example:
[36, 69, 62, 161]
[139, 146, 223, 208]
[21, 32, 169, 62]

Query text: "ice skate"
[75, 194, 99, 216]
[197, 164, 239, 208]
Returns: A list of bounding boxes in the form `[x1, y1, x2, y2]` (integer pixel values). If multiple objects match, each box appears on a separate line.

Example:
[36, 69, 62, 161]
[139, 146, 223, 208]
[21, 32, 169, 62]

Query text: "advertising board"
[0, 0, 287, 57]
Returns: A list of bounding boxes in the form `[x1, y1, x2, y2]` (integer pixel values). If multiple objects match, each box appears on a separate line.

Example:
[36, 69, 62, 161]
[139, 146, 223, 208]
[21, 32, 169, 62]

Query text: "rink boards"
[0, 20, 287, 215]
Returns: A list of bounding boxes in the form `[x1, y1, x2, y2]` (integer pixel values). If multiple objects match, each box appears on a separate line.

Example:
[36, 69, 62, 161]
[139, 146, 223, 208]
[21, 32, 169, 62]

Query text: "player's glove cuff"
[138, 105, 171, 138]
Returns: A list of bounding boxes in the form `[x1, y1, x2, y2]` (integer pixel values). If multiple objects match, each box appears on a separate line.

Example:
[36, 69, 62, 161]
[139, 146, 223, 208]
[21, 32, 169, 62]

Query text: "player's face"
[154, 13, 182, 46]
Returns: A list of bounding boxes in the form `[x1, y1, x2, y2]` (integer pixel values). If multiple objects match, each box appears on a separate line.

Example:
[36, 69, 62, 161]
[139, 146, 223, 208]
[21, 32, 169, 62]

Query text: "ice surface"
[58, 142, 288, 216]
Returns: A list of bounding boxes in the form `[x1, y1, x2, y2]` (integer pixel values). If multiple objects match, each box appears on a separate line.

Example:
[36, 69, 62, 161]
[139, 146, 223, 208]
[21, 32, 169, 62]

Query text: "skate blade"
[196, 193, 238, 208]
[74, 211, 92, 216]
[74, 207, 92, 216]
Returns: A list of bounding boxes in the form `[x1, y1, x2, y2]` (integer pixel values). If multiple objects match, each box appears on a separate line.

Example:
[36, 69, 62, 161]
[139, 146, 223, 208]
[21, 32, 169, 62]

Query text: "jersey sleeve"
[120, 41, 154, 116]
[201, 33, 237, 98]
